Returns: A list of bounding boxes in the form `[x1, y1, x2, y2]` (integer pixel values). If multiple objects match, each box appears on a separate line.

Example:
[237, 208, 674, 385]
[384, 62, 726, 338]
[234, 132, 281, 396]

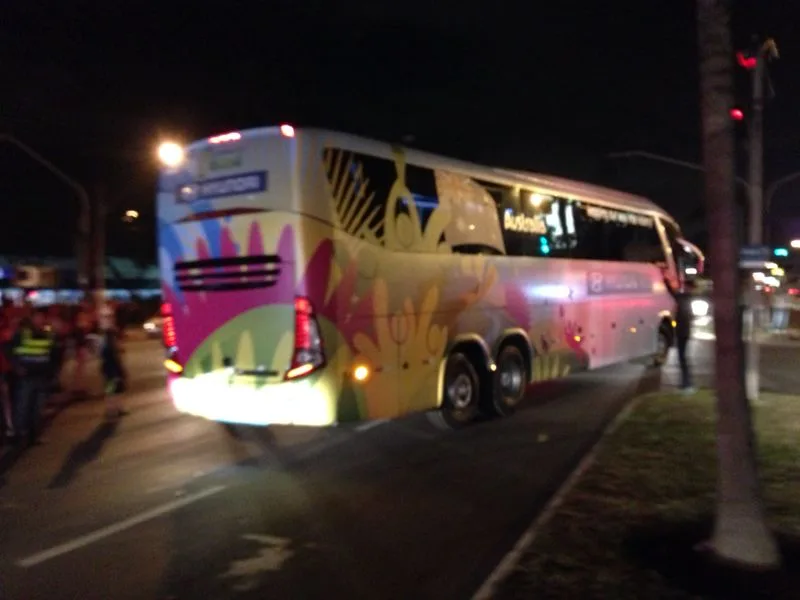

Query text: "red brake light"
[789, 288, 799, 296]
[285, 296, 325, 380]
[161, 302, 177, 348]
[294, 297, 312, 349]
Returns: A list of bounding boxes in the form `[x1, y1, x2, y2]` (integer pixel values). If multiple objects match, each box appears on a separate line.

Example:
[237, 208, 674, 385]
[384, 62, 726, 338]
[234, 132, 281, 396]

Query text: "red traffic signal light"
[736, 51, 757, 70]
[730, 108, 744, 121]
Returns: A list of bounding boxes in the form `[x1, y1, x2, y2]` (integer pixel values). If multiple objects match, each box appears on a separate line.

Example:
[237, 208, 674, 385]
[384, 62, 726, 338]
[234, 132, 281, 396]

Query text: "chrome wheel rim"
[448, 373, 473, 409]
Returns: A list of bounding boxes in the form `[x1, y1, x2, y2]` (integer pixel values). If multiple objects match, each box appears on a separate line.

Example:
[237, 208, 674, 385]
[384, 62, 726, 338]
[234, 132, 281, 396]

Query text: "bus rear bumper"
[168, 372, 337, 427]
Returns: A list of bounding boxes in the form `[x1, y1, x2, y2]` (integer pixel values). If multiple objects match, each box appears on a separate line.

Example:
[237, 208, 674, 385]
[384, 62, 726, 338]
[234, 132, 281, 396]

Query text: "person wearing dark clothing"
[99, 326, 128, 419]
[665, 278, 696, 393]
[48, 312, 69, 394]
[71, 304, 94, 398]
[11, 308, 57, 444]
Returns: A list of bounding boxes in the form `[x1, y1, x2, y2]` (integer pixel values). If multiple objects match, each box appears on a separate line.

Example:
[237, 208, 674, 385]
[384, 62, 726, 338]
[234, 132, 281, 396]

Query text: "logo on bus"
[176, 171, 268, 203]
[503, 210, 547, 235]
[587, 271, 651, 295]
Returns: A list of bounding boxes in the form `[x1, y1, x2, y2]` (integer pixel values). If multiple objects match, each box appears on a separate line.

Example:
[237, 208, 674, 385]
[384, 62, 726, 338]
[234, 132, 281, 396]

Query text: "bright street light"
[157, 141, 185, 168]
[125, 209, 139, 219]
[791, 239, 800, 249]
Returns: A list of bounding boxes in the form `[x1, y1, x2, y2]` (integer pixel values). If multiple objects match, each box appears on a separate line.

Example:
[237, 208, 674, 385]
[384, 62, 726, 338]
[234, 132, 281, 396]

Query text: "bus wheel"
[489, 345, 527, 417]
[652, 326, 671, 367]
[430, 352, 481, 430]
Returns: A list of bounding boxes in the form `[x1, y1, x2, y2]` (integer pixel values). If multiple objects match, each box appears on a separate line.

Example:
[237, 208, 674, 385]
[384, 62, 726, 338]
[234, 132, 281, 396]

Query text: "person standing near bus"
[665, 277, 696, 394]
[98, 304, 128, 419]
[71, 301, 94, 398]
[11, 307, 57, 445]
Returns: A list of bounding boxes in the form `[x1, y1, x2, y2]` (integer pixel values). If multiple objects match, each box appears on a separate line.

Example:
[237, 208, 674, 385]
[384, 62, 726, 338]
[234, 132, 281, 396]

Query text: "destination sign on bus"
[177, 171, 268, 203]
[586, 205, 653, 228]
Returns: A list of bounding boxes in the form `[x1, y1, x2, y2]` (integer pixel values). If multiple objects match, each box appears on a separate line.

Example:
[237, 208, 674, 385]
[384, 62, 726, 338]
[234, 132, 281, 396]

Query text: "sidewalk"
[492, 390, 800, 599]
[1, 339, 163, 449]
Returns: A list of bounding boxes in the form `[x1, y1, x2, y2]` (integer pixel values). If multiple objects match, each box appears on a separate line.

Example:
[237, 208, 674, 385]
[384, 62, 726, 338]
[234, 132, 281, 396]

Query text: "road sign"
[739, 245, 771, 269]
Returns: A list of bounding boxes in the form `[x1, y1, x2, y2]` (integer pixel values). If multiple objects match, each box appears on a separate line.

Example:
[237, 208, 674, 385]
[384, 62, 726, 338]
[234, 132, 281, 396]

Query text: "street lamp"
[157, 141, 185, 168]
[791, 240, 800, 249]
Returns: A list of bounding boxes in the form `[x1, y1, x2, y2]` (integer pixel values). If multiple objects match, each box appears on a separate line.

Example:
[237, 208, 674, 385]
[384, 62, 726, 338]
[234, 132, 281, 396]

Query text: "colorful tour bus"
[156, 126, 702, 429]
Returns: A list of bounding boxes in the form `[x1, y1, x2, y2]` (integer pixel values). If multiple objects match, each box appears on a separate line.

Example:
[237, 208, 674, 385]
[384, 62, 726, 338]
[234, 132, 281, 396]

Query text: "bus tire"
[429, 351, 481, 430]
[488, 344, 528, 417]
[652, 324, 672, 367]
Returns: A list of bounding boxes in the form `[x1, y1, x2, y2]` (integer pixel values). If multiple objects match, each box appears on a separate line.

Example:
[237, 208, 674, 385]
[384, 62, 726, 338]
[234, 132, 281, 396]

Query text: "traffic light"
[736, 51, 757, 70]
[730, 108, 744, 121]
[773, 247, 789, 258]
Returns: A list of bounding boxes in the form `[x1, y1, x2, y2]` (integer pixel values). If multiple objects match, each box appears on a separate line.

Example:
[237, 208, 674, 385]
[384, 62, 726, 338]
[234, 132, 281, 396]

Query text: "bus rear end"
[156, 126, 339, 427]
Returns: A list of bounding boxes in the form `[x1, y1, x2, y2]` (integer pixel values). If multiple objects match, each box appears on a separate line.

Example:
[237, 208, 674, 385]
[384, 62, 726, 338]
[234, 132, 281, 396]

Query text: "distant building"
[0, 253, 159, 303]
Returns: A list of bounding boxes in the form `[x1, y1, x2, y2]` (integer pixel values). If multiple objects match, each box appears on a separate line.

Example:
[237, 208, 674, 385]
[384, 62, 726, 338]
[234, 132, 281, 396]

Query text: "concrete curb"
[471, 393, 647, 600]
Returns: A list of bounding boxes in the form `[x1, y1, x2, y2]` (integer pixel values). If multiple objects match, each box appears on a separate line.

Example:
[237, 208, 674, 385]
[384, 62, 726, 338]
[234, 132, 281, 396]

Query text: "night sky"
[2, 0, 799, 260]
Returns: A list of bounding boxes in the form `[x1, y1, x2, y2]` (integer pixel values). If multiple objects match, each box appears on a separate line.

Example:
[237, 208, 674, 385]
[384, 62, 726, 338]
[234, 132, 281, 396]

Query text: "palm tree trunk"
[696, 0, 780, 568]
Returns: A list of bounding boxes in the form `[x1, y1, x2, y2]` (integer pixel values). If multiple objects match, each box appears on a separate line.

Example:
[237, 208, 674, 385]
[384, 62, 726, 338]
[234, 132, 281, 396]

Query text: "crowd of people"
[0, 299, 128, 447]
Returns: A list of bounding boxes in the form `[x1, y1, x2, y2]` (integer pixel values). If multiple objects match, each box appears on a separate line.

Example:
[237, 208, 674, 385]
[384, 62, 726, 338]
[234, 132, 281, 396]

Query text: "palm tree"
[696, 0, 780, 568]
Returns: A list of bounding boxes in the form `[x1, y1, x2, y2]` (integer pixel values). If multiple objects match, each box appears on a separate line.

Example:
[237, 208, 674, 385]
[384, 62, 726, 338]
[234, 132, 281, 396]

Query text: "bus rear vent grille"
[174, 255, 282, 292]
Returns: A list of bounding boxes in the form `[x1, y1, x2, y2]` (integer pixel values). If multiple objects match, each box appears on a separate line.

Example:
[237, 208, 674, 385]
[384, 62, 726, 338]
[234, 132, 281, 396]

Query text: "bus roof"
[307, 128, 675, 224]
[195, 126, 676, 224]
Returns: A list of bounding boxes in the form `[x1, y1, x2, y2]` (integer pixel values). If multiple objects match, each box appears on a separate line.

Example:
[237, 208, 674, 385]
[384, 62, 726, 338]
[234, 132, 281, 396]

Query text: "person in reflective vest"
[11, 308, 56, 445]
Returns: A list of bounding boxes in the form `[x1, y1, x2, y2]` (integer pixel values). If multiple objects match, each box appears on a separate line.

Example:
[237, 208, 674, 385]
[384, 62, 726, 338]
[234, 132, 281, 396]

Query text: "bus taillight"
[285, 296, 325, 380]
[161, 302, 178, 349]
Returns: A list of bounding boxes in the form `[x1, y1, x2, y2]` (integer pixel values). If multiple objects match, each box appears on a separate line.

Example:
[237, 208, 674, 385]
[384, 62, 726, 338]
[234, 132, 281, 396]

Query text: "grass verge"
[497, 390, 800, 599]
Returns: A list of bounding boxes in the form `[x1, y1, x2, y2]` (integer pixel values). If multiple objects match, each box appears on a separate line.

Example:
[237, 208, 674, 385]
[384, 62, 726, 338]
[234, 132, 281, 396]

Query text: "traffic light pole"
[744, 39, 777, 402]
[0, 134, 92, 293]
[93, 184, 108, 309]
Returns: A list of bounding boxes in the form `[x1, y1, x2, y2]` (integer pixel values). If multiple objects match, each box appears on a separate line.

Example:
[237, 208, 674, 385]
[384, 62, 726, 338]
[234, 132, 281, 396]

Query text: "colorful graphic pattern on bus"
[159, 146, 663, 425]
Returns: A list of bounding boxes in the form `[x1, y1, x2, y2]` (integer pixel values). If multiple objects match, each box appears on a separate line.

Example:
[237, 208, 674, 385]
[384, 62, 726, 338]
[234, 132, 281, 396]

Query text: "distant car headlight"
[691, 299, 710, 317]
[144, 322, 157, 331]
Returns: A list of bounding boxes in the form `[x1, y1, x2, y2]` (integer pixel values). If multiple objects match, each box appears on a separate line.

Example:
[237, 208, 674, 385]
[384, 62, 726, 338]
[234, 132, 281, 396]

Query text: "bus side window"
[571, 202, 611, 261]
[493, 188, 529, 257]
[614, 217, 665, 264]
[400, 164, 439, 231]
[322, 148, 395, 242]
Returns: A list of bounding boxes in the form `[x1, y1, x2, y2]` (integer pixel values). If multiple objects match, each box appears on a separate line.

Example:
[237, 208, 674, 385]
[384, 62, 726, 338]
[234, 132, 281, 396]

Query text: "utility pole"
[93, 183, 107, 308]
[0, 134, 92, 293]
[743, 38, 778, 402]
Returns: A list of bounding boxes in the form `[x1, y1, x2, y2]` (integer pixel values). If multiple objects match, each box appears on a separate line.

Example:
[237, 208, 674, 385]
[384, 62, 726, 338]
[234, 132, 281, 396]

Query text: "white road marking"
[17, 485, 227, 568]
[355, 419, 388, 433]
[221, 534, 294, 592]
[471, 396, 644, 600]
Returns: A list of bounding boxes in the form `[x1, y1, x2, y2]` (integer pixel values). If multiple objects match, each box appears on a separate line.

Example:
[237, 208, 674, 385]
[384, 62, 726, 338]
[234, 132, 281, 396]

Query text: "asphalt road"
[0, 338, 796, 600]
